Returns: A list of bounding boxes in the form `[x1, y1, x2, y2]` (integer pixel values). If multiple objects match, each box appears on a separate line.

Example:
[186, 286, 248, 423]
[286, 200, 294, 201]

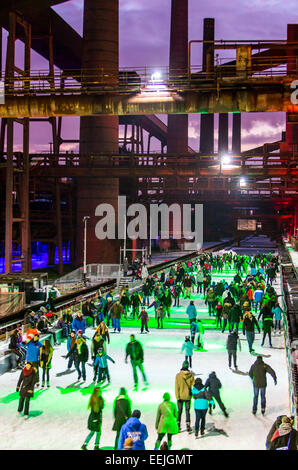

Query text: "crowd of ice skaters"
[7, 251, 298, 450]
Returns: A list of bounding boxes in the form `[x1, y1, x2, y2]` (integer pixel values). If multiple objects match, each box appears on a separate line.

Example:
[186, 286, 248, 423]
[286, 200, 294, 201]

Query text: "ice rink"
[0, 266, 290, 450]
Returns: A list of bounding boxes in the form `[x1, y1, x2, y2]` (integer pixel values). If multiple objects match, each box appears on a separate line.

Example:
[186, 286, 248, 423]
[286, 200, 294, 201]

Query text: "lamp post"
[83, 216, 90, 285]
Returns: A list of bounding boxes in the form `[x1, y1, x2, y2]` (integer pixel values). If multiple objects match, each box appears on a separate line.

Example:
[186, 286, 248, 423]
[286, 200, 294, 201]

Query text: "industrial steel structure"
[0, 0, 297, 273]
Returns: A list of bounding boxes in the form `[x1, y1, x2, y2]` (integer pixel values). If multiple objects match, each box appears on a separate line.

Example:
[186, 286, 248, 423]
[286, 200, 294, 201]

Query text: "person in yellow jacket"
[154, 392, 179, 450]
[175, 361, 195, 432]
[40, 339, 53, 388]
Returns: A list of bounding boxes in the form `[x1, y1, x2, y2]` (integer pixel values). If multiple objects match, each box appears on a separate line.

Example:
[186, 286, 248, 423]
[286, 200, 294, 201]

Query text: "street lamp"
[83, 216, 90, 285]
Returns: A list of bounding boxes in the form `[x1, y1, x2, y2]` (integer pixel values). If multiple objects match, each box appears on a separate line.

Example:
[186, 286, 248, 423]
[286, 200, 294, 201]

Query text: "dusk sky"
[6, 0, 297, 153]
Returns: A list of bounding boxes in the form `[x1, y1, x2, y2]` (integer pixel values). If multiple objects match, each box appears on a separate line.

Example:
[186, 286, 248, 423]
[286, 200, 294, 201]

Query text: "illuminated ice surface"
[0, 272, 289, 450]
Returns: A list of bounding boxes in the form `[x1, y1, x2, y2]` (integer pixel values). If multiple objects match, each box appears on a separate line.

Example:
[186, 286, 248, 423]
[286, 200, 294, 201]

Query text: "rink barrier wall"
[280, 242, 298, 427]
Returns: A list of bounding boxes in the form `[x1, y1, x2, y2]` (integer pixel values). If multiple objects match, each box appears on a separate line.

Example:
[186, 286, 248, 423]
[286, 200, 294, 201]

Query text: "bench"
[0, 327, 64, 376]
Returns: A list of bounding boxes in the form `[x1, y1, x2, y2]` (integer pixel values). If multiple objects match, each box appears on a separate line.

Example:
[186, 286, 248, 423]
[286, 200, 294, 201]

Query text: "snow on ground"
[0, 262, 290, 450]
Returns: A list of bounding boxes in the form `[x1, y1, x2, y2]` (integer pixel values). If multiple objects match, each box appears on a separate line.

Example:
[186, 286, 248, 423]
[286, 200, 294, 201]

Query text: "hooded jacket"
[205, 372, 222, 393]
[155, 401, 179, 435]
[186, 304, 197, 320]
[71, 316, 86, 334]
[181, 340, 195, 356]
[118, 417, 148, 450]
[25, 339, 42, 363]
[175, 369, 195, 400]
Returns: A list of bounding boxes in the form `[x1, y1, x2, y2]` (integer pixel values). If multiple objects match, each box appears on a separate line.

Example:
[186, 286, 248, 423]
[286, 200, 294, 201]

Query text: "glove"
[274, 380, 277, 386]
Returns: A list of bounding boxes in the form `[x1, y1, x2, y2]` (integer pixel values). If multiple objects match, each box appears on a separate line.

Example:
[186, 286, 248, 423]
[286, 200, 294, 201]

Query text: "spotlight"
[221, 154, 231, 165]
[240, 177, 246, 187]
[151, 71, 162, 82]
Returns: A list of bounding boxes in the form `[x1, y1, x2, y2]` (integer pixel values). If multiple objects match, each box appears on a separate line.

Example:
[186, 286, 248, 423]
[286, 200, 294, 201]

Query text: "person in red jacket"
[138, 308, 149, 334]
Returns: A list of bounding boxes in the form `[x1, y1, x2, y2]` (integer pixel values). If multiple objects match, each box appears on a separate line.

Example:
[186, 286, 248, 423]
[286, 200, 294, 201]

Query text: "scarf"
[23, 367, 34, 377]
[278, 423, 292, 437]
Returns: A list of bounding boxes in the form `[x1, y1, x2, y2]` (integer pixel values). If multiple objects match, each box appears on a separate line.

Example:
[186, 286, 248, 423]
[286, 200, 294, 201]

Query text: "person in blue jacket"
[72, 311, 86, 335]
[93, 347, 115, 384]
[272, 302, 283, 333]
[181, 336, 195, 369]
[186, 301, 197, 324]
[192, 377, 214, 437]
[25, 334, 42, 386]
[118, 409, 148, 450]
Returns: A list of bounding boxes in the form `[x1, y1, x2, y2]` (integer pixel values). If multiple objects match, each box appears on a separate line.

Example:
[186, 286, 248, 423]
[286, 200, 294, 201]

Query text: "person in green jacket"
[154, 392, 179, 450]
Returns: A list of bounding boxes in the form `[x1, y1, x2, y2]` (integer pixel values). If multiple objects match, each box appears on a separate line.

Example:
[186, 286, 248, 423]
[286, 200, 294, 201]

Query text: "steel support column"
[200, 18, 215, 154]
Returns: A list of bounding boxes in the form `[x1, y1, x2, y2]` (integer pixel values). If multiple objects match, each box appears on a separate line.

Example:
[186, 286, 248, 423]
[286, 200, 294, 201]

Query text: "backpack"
[275, 431, 292, 450]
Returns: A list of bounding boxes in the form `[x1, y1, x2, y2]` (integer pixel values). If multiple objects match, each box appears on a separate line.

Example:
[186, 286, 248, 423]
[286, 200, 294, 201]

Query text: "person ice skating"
[175, 361, 195, 432]
[65, 336, 88, 382]
[118, 410, 148, 450]
[96, 321, 110, 345]
[125, 335, 148, 390]
[66, 330, 77, 370]
[269, 416, 298, 450]
[205, 372, 229, 417]
[272, 302, 283, 334]
[196, 320, 205, 350]
[81, 387, 105, 450]
[154, 392, 179, 450]
[112, 387, 132, 450]
[76, 337, 89, 382]
[226, 329, 241, 370]
[40, 339, 53, 387]
[228, 303, 242, 332]
[110, 300, 124, 333]
[156, 305, 166, 329]
[242, 310, 260, 353]
[16, 361, 36, 419]
[72, 311, 86, 335]
[186, 300, 197, 324]
[190, 320, 198, 344]
[138, 308, 149, 333]
[259, 305, 274, 348]
[93, 347, 115, 384]
[174, 283, 183, 307]
[192, 378, 214, 437]
[181, 336, 195, 369]
[248, 355, 277, 415]
[24, 333, 42, 386]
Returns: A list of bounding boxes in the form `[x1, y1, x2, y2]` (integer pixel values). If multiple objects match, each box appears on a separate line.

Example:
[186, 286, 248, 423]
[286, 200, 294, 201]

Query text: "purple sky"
[7, 0, 297, 153]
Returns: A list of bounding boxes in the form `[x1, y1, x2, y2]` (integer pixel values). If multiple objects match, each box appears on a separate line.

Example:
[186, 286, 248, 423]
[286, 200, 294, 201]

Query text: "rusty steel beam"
[29, 165, 298, 179]
[0, 82, 296, 117]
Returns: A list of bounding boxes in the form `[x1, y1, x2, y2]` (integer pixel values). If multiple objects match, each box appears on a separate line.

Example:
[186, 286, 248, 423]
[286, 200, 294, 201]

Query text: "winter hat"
[123, 438, 134, 449]
[195, 377, 203, 385]
[182, 361, 189, 370]
[77, 330, 83, 335]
